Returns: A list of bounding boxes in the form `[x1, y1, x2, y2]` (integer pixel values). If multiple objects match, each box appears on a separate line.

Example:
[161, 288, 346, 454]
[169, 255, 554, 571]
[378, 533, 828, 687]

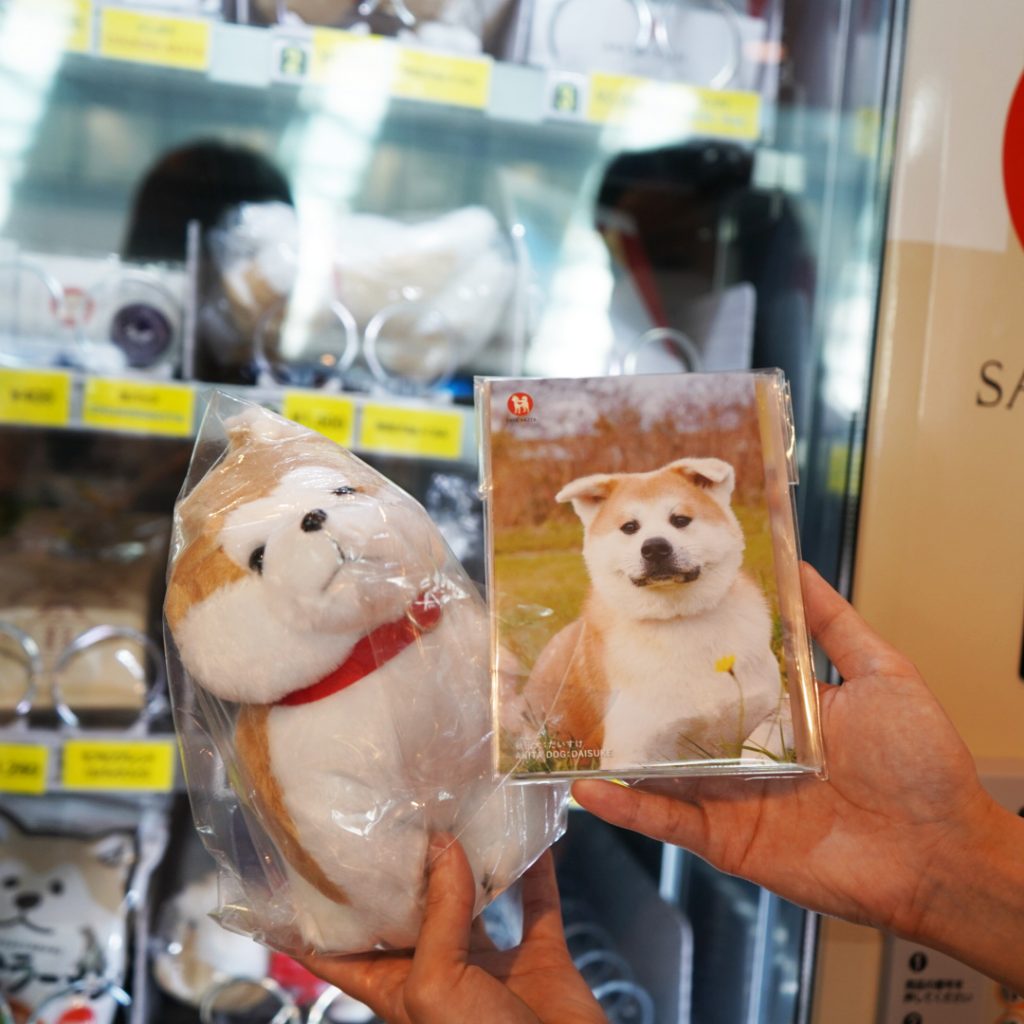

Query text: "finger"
[571, 779, 708, 852]
[412, 836, 476, 968]
[799, 562, 915, 680]
[519, 851, 567, 946]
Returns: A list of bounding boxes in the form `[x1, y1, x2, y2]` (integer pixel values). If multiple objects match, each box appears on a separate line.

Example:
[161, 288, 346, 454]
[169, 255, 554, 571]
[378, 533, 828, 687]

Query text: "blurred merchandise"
[0, 251, 186, 377]
[204, 202, 517, 394]
[509, 0, 781, 98]
[238, 0, 517, 55]
[0, 795, 168, 1024]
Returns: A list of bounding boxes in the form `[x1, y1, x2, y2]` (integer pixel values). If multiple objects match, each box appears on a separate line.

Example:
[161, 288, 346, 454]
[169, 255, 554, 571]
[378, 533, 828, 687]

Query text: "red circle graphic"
[1005, 68, 1024, 250]
[507, 392, 534, 416]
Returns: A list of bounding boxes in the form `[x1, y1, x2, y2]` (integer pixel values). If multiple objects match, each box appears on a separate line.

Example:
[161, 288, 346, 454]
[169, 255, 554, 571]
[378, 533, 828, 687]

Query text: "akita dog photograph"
[480, 371, 819, 778]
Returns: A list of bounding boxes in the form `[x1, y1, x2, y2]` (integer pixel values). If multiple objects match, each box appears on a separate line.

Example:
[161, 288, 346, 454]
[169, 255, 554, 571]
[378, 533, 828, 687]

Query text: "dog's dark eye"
[669, 514, 692, 529]
[620, 520, 640, 535]
[248, 545, 265, 575]
[48, 880, 63, 896]
[2, 877, 17, 890]
[333, 486, 357, 496]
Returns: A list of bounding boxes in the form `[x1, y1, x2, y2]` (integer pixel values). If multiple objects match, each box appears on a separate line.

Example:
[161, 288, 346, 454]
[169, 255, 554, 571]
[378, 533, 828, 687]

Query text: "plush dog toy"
[165, 400, 563, 954]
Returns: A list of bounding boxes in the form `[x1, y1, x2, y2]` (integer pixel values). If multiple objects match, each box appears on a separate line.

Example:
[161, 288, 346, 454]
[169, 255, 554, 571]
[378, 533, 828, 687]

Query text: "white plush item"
[165, 402, 563, 954]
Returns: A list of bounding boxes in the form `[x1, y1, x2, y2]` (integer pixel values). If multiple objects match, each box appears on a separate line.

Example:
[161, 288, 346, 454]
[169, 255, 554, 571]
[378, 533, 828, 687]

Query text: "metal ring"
[253, 295, 358, 388]
[657, 0, 743, 90]
[26, 980, 131, 1024]
[199, 976, 301, 1024]
[362, 300, 459, 393]
[574, 948, 635, 984]
[0, 621, 41, 719]
[548, 0, 653, 66]
[611, 326, 701, 375]
[0, 258, 65, 331]
[592, 979, 656, 1024]
[51, 625, 166, 730]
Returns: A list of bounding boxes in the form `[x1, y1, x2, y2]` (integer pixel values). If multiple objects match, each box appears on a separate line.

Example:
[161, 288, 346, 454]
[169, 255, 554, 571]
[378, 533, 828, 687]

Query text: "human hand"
[302, 840, 606, 1024]
[572, 563, 1016, 952]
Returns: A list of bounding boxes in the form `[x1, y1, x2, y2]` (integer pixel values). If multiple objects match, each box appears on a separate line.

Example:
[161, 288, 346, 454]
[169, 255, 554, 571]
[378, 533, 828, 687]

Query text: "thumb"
[412, 836, 476, 968]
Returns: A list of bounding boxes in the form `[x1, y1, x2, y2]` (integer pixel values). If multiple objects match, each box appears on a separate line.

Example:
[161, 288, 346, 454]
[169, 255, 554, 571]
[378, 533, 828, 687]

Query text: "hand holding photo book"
[476, 370, 824, 780]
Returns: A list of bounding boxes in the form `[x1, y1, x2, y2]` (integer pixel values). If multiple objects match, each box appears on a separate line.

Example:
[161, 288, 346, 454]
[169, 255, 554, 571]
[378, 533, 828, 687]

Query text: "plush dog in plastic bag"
[164, 397, 565, 955]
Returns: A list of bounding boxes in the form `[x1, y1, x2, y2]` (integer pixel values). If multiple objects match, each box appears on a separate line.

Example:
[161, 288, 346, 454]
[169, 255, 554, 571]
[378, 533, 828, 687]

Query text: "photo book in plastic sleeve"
[477, 370, 825, 780]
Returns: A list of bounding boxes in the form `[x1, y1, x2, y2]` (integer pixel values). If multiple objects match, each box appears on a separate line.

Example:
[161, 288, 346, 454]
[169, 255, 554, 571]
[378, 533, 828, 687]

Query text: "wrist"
[901, 795, 1024, 989]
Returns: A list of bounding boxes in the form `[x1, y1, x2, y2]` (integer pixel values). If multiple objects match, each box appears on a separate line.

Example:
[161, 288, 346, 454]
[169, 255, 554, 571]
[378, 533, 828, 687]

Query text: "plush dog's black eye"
[333, 486, 357, 496]
[48, 880, 63, 896]
[621, 520, 640, 535]
[249, 545, 265, 574]
[670, 514, 692, 529]
[2, 877, 16, 889]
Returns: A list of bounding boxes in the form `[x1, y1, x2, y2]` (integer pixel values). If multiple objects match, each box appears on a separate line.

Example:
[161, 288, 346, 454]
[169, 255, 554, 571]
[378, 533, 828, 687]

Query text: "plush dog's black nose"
[301, 509, 328, 533]
[641, 537, 673, 563]
[15, 892, 40, 912]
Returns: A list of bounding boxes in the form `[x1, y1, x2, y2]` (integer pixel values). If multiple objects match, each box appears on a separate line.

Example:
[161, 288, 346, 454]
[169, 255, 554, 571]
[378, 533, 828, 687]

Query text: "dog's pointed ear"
[556, 474, 618, 527]
[668, 458, 736, 507]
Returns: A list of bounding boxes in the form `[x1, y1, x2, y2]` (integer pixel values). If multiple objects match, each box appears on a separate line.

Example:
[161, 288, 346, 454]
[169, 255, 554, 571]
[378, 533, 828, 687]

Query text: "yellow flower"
[714, 654, 736, 673]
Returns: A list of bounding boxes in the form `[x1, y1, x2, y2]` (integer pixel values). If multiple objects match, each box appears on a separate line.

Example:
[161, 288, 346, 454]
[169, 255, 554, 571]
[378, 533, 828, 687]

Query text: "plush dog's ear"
[556, 474, 618, 527]
[668, 457, 736, 507]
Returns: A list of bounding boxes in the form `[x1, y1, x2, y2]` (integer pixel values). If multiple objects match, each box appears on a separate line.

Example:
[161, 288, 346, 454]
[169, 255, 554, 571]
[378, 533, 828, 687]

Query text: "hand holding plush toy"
[164, 398, 565, 955]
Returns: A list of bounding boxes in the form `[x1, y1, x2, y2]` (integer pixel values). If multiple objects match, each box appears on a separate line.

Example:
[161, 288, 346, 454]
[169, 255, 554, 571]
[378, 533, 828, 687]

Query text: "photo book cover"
[477, 370, 823, 779]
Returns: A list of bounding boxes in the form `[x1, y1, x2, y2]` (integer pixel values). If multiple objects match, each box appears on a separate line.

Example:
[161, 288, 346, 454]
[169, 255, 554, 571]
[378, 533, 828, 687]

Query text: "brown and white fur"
[526, 457, 784, 771]
[166, 405, 561, 954]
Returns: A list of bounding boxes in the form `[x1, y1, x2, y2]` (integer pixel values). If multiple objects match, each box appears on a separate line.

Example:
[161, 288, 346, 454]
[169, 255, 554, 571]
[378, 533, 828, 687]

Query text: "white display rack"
[28, 0, 763, 143]
[0, 365, 478, 463]
[0, 725, 182, 795]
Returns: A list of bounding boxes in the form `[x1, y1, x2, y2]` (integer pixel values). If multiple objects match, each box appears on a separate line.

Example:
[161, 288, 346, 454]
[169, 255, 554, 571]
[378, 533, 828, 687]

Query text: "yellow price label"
[0, 369, 72, 427]
[311, 29, 490, 108]
[82, 377, 195, 436]
[62, 739, 176, 792]
[359, 404, 464, 460]
[392, 47, 491, 109]
[100, 8, 211, 71]
[588, 74, 760, 140]
[282, 392, 356, 447]
[0, 744, 49, 795]
[311, 28, 385, 84]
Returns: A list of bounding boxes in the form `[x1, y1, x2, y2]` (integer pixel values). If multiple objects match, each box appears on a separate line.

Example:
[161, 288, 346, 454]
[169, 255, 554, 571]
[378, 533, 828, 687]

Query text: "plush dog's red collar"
[274, 592, 443, 708]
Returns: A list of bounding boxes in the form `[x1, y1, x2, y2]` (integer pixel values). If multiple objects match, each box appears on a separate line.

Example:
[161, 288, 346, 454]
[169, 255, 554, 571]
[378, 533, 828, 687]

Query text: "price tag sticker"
[100, 8, 211, 71]
[0, 369, 72, 427]
[588, 74, 760, 140]
[392, 47, 491, 109]
[359, 404, 464, 460]
[311, 28, 385, 84]
[82, 377, 195, 436]
[282, 392, 356, 447]
[0, 744, 49, 796]
[311, 29, 490, 108]
[62, 739, 176, 792]
[271, 33, 313, 83]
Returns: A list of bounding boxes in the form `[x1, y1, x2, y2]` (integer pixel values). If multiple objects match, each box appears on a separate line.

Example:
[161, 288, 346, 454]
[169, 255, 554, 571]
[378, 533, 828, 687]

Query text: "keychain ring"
[253, 295, 359, 388]
[362, 300, 459, 394]
[0, 621, 42, 719]
[26, 979, 131, 1024]
[199, 976, 301, 1024]
[51, 625, 166, 730]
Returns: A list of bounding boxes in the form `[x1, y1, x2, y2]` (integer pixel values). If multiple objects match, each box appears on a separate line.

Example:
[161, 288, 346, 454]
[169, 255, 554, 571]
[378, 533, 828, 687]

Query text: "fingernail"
[428, 833, 450, 859]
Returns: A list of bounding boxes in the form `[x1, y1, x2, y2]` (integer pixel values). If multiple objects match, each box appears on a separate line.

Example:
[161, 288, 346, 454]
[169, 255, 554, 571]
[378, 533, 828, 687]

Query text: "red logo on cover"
[1005, 69, 1024, 250]
[507, 392, 534, 416]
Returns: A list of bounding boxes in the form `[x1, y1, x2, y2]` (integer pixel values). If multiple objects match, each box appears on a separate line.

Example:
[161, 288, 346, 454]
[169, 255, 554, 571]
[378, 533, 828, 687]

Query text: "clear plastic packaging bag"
[164, 393, 567, 955]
